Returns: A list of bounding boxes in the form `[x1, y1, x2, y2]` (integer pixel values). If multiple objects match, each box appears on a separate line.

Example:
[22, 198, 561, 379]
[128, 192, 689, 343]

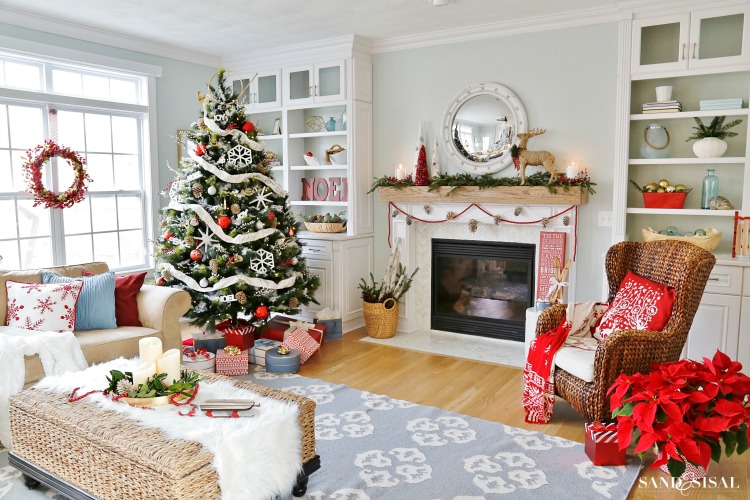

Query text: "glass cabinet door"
[285, 65, 314, 105]
[631, 14, 690, 74]
[314, 61, 345, 102]
[255, 70, 281, 109]
[690, 7, 750, 69]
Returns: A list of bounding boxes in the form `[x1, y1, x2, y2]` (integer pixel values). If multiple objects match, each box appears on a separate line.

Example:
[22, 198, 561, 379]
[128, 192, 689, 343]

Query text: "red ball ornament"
[268, 211, 275, 221]
[156, 277, 166, 286]
[164, 232, 173, 240]
[195, 143, 207, 156]
[241, 121, 255, 133]
[254, 305, 269, 320]
[190, 249, 203, 261]
[217, 215, 232, 229]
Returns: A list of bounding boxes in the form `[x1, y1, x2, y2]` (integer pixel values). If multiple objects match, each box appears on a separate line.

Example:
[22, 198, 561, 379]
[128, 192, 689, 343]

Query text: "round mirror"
[442, 83, 527, 174]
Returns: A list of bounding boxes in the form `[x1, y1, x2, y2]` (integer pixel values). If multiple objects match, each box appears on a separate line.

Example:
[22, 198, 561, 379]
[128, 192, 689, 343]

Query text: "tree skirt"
[1, 365, 641, 499]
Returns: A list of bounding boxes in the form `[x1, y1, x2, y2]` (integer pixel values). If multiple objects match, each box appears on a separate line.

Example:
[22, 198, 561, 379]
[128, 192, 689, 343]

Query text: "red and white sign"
[536, 232, 566, 301]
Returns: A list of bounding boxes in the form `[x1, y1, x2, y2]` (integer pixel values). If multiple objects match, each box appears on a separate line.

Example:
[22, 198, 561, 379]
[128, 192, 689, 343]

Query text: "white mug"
[655, 86, 673, 102]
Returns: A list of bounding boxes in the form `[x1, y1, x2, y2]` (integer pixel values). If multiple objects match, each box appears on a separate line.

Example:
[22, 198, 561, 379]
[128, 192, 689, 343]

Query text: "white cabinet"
[284, 60, 346, 105]
[233, 69, 281, 110]
[739, 296, 750, 368]
[299, 234, 373, 333]
[632, 6, 750, 75]
[686, 292, 741, 360]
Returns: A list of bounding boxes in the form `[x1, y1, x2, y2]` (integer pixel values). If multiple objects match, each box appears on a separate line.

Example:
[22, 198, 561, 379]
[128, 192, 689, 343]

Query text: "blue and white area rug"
[1, 366, 641, 499]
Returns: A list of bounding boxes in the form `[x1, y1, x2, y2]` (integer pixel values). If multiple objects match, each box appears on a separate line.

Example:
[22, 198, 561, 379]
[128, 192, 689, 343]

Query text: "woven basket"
[363, 298, 399, 339]
[304, 221, 346, 233]
[642, 227, 722, 251]
[326, 144, 347, 165]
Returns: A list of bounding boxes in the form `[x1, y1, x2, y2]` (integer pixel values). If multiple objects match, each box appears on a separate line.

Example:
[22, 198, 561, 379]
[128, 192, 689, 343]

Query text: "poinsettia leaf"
[714, 398, 745, 417]
[667, 457, 686, 479]
[698, 416, 731, 433]
[737, 426, 748, 455]
[707, 439, 722, 463]
[634, 432, 658, 454]
[687, 391, 712, 403]
[678, 438, 703, 465]
[696, 440, 712, 468]
[723, 430, 737, 456]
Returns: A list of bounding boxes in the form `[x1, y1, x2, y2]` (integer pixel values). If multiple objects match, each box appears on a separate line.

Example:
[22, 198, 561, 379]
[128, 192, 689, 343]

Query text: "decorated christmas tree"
[155, 70, 319, 331]
[413, 145, 429, 186]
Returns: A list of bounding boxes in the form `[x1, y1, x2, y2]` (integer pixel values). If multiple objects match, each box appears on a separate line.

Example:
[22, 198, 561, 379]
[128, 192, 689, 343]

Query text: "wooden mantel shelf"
[377, 186, 589, 205]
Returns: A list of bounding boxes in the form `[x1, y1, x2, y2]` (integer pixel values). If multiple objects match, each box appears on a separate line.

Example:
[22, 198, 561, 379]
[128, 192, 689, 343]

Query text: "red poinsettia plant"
[608, 350, 750, 479]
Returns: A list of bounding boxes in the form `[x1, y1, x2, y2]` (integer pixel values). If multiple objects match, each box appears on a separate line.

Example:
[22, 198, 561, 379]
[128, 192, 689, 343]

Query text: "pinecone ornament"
[391, 209, 399, 218]
[468, 219, 478, 233]
[235, 291, 248, 305]
[184, 235, 195, 246]
[423, 204, 432, 214]
[514, 206, 522, 216]
[192, 182, 204, 198]
[230, 203, 241, 214]
[541, 217, 550, 228]
[209, 259, 219, 275]
[563, 215, 571, 226]
[288, 297, 299, 309]
[446, 211, 455, 220]
[406, 216, 413, 226]
[116, 379, 134, 395]
[494, 215, 502, 225]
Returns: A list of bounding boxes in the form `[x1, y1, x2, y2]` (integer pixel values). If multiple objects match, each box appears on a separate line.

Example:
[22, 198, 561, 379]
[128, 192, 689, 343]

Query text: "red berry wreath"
[23, 140, 92, 209]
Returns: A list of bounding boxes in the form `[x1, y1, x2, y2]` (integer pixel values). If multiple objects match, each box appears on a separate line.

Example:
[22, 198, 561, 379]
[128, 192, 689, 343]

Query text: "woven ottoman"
[9, 370, 319, 499]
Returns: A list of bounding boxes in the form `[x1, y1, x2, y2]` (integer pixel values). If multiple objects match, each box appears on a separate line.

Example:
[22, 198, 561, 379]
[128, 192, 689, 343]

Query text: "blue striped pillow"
[42, 272, 117, 330]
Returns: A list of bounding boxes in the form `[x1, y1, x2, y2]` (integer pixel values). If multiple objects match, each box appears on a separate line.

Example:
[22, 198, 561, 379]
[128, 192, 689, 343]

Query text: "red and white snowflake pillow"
[282, 327, 321, 363]
[595, 271, 675, 340]
[5, 280, 84, 332]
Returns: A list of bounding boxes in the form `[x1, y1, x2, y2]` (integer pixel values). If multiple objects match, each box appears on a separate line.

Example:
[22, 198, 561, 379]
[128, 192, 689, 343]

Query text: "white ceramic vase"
[693, 137, 728, 158]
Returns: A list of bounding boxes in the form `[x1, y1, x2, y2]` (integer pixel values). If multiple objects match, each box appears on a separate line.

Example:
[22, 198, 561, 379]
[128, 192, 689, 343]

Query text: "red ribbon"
[183, 347, 210, 360]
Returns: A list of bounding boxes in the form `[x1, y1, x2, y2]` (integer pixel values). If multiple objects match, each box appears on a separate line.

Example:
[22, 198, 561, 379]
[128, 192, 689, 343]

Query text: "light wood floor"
[185, 325, 749, 499]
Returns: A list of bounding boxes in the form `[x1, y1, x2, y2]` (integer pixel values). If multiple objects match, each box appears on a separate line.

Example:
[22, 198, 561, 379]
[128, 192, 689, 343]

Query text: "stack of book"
[699, 98, 744, 111]
[642, 100, 682, 113]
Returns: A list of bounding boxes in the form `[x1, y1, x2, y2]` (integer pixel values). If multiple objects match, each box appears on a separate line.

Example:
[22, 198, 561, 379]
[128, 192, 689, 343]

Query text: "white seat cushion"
[554, 337, 599, 383]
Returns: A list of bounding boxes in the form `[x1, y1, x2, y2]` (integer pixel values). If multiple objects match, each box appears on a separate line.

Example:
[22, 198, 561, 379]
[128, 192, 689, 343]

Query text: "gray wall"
[372, 22, 619, 300]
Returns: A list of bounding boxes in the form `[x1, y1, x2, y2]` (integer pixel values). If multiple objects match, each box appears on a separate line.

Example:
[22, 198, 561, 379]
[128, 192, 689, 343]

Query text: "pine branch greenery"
[358, 240, 418, 303]
[686, 116, 743, 141]
[106, 369, 204, 398]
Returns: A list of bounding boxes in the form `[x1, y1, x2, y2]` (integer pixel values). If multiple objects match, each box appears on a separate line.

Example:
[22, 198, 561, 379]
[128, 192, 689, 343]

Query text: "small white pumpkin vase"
[693, 137, 728, 158]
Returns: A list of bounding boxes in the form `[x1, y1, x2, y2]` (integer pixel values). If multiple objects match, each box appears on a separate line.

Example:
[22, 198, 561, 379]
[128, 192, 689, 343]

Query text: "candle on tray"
[139, 337, 162, 365]
[565, 161, 579, 179]
[156, 349, 182, 386]
[132, 362, 155, 389]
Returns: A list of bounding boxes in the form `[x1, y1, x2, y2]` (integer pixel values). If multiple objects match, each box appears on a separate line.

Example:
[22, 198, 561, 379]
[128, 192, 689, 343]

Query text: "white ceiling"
[0, 0, 628, 62]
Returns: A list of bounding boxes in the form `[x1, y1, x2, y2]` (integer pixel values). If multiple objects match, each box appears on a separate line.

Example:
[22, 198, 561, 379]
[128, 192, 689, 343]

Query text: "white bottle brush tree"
[155, 69, 319, 331]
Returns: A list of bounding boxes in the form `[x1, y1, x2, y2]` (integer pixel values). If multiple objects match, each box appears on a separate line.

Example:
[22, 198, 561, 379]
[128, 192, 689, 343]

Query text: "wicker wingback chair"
[535, 240, 716, 422]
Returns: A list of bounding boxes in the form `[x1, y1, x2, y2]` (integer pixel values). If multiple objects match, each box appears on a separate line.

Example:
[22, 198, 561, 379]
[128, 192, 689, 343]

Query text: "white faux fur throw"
[0, 326, 88, 449]
[35, 359, 302, 500]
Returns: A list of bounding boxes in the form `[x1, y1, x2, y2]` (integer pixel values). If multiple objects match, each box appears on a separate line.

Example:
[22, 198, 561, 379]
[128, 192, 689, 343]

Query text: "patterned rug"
[1, 366, 640, 499]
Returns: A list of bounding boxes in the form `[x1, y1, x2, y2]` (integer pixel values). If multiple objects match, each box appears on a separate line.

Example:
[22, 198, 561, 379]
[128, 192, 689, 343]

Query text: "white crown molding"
[0, 5, 220, 67]
[371, 5, 627, 54]
[614, 0, 747, 16]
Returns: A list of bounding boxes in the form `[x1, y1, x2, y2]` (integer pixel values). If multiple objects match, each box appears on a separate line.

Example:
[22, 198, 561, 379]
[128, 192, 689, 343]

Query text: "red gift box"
[585, 422, 626, 466]
[215, 348, 249, 376]
[217, 318, 256, 351]
[260, 315, 326, 346]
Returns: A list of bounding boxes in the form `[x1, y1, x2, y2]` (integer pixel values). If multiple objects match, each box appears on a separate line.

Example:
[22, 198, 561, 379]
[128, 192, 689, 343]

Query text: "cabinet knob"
[681, 43, 687, 60]
[309, 85, 313, 97]
[692, 43, 697, 59]
[314, 84, 318, 96]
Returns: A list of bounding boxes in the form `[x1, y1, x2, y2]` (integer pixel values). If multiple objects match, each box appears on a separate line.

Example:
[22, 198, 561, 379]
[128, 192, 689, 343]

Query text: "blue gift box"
[266, 349, 301, 374]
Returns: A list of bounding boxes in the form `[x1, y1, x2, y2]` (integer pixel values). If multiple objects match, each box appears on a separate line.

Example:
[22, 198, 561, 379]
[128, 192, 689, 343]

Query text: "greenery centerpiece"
[106, 369, 204, 406]
[686, 116, 743, 158]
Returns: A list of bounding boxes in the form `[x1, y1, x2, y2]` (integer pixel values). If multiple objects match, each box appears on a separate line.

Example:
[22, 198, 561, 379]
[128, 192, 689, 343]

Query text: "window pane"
[0, 63, 5, 87]
[84, 114, 112, 152]
[62, 196, 91, 234]
[93, 232, 119, 267]
[10, 150, 28, 192]
[0, 105, 8, 148]
[91, 196, 117, 232]
[5, 62, 42, 91]
[82, 74, 110, 100]
[51, 69, 82, 96]
[65, 234, 93, 264]
[110, 78, 138, 104]
[0, 151, 12, 191]
[0, 198, 17, 238]
[0, 240, 19, 269]
[111, 116, 138, 154]
[119, 229, 144, 267]
[16, 198, 50, 237]
[113, 155, 140, 189]
[56, 155, 77, 193]
[20, 237, 52, 269]
[117, 195, 142, 230]
[8, 105, 44, 150]
[56, 111, 86, 151]
[86, 153, 114, 191]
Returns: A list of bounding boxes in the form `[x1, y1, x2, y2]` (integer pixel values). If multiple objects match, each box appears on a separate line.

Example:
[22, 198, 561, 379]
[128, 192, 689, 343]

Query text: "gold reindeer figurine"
[515, 128, 558, 185]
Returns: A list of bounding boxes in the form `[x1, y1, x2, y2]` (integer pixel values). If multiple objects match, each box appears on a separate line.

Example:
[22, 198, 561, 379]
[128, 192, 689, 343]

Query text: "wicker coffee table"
[8, 370, 320, 499]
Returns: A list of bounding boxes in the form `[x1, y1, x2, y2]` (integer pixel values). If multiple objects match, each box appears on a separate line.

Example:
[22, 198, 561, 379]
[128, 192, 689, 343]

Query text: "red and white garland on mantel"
[386, 201, 579, 261]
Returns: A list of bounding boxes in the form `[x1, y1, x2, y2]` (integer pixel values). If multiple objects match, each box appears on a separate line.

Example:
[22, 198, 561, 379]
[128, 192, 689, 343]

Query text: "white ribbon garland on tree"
[168, 201, 279, 244]
[202, 114, 264, 151]
[187, 148, 286, 195]
[161, 262, 298, 292]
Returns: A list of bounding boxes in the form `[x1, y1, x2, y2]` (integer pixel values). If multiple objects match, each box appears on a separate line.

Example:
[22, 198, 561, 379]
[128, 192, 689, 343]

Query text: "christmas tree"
[155, 69, 319, 331]
[413, 144, 429, 186]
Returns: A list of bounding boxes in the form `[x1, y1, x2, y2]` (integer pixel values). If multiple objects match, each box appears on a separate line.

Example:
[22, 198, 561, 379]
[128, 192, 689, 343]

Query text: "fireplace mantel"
[378, 186, 589, 205]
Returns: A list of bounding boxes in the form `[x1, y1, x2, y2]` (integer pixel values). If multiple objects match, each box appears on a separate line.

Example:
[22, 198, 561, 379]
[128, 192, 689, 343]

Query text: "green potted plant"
[686, 115, 743, 158]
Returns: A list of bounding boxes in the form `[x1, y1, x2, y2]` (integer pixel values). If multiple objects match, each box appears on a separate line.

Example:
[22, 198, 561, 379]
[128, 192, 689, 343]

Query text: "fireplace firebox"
[431, 239, 534, 342]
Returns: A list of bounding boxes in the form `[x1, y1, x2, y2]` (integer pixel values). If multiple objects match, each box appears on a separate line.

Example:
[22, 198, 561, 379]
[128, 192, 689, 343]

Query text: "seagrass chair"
[535, 240, 716, 422]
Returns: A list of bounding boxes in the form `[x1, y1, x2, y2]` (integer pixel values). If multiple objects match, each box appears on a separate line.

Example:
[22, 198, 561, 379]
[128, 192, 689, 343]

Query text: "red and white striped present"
[282, 327, 321, 364]
[215, 347, 249, 376]
[584, 422, 626, 466]
[217, 318, 256, 351]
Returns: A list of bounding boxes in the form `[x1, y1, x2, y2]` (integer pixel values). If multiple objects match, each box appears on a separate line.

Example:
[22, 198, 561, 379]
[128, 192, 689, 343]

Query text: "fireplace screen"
[431, 239, 534, 342]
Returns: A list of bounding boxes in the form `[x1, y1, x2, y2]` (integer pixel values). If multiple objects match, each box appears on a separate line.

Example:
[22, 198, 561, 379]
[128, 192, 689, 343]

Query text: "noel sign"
[536, 232, 566, 301]
[301, 177, 348, 202]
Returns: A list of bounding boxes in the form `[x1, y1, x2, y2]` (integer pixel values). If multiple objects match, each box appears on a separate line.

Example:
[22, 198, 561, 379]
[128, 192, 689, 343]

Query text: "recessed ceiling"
[1, 0, 622, 61]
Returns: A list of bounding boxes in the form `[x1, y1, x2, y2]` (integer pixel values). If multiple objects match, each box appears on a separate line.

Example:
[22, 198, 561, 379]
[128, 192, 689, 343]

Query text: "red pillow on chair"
[83, 271, 146, 327]
[595, 270, 675, 340]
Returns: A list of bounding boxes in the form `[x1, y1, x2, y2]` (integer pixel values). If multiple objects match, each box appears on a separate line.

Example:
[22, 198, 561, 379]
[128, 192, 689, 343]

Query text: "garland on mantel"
[387, 201, 579, 261]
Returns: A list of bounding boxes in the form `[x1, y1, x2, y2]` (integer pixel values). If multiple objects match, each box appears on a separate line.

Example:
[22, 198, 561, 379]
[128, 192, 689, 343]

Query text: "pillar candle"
[156, 349, 182, 386]
[139, 337, 162, 365]
[132, 362, 156, 389]
[395, 164, 404, 180]
[566, 161, 579, 179]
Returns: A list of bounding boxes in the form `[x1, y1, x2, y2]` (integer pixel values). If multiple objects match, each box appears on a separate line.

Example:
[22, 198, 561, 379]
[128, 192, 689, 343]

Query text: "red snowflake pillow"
[5, 280, 84, 332]
[595, 271, 675, 340]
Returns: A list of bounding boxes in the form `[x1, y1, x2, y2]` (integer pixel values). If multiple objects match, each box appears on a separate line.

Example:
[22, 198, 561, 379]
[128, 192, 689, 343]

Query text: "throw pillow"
[82, 270, 146, 327]
[595, 270, 675, 340]
[5, 279, 84, 331]
[282, 327, 321, 363]
[42, 272, 117, 331]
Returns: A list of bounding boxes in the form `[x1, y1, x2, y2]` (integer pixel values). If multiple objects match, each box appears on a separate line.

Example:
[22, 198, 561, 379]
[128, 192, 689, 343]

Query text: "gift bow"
[288, 320, 312, 331]
[223, 346, 241, 356]
[183, 348, 210, 360]
[545, 276, 569, 301]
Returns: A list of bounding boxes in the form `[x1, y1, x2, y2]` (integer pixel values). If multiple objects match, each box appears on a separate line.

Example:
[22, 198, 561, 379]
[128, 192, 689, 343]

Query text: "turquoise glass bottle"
[701, 169, 718, 209]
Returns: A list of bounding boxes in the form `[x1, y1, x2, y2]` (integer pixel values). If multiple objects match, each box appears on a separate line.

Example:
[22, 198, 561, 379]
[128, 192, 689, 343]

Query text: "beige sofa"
[0, 262, 192, 387]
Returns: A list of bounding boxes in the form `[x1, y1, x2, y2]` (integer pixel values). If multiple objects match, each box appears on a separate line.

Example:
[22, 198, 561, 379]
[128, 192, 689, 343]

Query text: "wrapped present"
[192, 331, 226, 355]
[266, 348, 301, 374]
[251, 338, 282, 366]
[215, 346, 249, 376]
[585, 422, 626, 466]
[182, 338, 194, 347]
[282, 327, 321, 364]
[316, 308, 342, 340]
[260, 315, 326, 346]
[217, 318, 256, 351]
[182, 347, 216, 372]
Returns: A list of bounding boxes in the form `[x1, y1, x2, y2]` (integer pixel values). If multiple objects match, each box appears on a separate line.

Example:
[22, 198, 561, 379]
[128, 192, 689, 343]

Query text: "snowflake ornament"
[250, 187, 273, 210]
[225, 145, 254, 167]
[195, 228, 216, 251]
[250, 249, 275, 274]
